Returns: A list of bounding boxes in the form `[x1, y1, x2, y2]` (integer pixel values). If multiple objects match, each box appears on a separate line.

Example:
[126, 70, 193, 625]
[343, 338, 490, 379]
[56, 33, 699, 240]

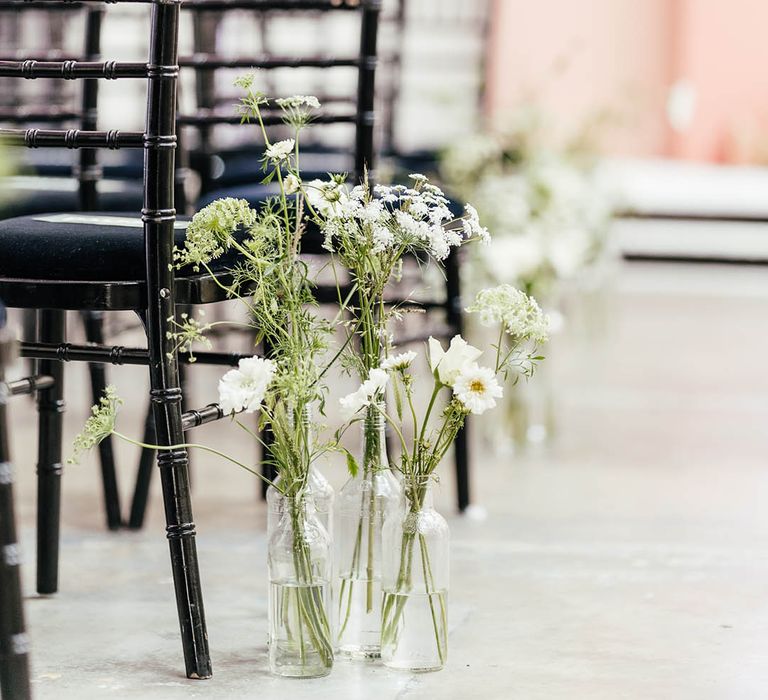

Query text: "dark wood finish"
[0, 310, 32, 700]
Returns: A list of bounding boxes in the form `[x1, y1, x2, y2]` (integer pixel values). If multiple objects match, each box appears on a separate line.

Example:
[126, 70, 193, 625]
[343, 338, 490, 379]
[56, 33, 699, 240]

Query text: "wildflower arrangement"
[71, 76, 550, 676]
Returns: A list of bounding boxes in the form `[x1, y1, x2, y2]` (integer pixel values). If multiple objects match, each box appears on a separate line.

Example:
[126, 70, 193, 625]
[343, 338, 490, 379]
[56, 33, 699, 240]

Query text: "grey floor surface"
[6, 261, 768, 699]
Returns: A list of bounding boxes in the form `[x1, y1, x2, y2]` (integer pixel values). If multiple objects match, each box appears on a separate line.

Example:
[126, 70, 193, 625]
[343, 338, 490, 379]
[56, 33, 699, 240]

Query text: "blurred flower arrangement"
[71, 81, 549, 677]
[442, 108, 616, 449]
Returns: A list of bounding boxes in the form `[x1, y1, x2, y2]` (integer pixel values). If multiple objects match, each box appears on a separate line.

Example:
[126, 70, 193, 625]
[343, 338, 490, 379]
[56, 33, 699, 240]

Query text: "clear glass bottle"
[381, 477, 449, 672]
[336, 401, 401, 659]
[267, 492, 334, 677]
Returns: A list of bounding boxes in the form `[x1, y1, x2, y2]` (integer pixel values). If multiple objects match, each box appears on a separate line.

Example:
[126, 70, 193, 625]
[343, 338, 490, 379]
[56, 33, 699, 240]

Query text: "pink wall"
[485, 0, 768, 162]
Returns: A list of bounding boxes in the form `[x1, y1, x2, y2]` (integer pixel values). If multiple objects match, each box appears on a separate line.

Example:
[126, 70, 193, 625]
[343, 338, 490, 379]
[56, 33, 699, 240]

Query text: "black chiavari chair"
[0, 301, 32, 700]
[0, 0, 259, 679]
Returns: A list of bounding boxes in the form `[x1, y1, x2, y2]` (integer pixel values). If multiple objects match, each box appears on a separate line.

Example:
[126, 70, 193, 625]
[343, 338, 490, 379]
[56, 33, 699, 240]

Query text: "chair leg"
[144, 323, 211, 679]
[36, 309, 65, 595]
[127, 403, 156, 530]
[1, 330, 33, 700]
[80, 311, 122, 530]
[455, 421, 470, 513]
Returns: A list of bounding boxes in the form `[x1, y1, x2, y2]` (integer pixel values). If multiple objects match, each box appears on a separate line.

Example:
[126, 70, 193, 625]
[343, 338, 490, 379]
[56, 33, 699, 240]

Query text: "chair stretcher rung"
[0, 128, 145, 149]
[0, 60, 149, 80]
[5, 374, 55, 397]
[177, 112, 355, 126]
[178, 55, 359, 70]
[182, 403, 225, 431]
[19, 342, 248, 367]
[184, 0, 367, 11]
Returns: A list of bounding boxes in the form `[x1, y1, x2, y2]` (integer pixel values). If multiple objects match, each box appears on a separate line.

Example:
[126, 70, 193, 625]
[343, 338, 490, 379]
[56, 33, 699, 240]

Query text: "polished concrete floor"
[6, 261, 768, 699]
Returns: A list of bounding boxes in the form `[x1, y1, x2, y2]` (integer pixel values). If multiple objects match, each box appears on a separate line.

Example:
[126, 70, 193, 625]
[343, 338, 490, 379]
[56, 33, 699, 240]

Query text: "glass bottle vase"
[335, 401, 401, 659]
[267, 492, 334, 677]
[381, 478, 449, 672]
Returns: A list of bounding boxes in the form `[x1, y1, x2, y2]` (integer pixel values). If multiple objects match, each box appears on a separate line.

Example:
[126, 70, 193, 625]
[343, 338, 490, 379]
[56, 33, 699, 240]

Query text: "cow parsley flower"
[174, 198, 257, 270]
[381, 350, 417, 372]
[466, 285, 549, 343]
[463, 203, 490, 244]
[218, 356, 276, 415]
[453, 363, 503, 415]
[265, 138, 295, 162]
[69, 386, 123, 464]
[275, 95, 321, 109]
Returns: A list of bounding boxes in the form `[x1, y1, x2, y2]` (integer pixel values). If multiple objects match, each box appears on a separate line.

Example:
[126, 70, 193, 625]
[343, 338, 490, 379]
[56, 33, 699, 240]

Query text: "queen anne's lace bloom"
[174, 197, 257, 270]
[218, 356, 276, 415]
[466, 285, 549, 342]
[265, 138, 295, 162]
[275, 95, 321, 109]
[453, 363, 503, 415]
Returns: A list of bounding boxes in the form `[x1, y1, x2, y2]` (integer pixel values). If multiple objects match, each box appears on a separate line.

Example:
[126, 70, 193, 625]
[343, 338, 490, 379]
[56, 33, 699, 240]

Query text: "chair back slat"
[185, 0, 363, 10]
[179, 55, 360, 69]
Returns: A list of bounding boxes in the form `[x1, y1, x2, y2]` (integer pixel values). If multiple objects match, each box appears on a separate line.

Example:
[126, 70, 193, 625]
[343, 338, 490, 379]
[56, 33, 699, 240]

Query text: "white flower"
[428, 335, 483, 385]
[371, 223, 395, 253]
[306, 178, 348, 215]
[381, 351, 417, 372]
[463, 203, 490, 244]
[283, 173, 300, 195]
[453, 363, 503, 415]
[339, 367, 390, 419]
[218, 356, 276, 415]
[466, 285, 549, 342]
[265, 138, 295, 162]
[275, 95, 321, 109]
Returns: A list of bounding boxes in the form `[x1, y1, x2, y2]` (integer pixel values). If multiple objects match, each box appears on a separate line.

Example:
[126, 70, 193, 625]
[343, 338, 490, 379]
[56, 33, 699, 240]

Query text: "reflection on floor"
[6, 261, 768, 699]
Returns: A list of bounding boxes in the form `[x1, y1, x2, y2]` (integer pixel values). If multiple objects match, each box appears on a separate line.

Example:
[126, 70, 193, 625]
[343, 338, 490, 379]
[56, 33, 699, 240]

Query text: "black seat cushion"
[0, 177, 144, 219]
[0, 212, 243, 282]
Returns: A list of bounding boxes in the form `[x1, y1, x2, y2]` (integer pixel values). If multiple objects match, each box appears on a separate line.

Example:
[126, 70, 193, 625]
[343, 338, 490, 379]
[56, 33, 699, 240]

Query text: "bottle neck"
[362, 399, 388, 475]
[404, 478, 433, 510]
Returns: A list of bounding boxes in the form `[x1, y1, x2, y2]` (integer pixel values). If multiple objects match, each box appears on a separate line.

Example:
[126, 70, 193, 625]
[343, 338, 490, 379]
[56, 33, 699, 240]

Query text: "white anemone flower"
[381, 350, 417, 372]
[218, 356, 276, 415]
[428, 335, 483, 385]
[339, 367, 390, 419]
[453, 363, 503, 415]
[265, 138, 295, 162]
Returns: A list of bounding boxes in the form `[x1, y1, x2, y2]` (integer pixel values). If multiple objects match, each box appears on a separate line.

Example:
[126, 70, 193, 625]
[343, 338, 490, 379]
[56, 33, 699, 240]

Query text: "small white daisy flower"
[453, 363, 503, 415]
[381, 350, 417, 372]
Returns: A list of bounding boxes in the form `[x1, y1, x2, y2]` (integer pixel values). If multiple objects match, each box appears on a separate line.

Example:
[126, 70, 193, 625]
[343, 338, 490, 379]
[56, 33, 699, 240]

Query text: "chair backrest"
[0, 0, 182, 291]
[178, 0, 381, 195]
[0, 3, 109, 210]
[0, 300, 32, 700]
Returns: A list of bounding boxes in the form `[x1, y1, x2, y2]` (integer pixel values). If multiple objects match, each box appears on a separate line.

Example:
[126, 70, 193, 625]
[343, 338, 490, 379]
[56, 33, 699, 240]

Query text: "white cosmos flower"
[218, 356, 276, 415]
[283, 173, 300, 194]
[339, 367, 390, 419]
[453, 363, 503, 415]
[265, 138, 295, 162]
[381, 350, 417, 371]
[428, 335, 483, 385]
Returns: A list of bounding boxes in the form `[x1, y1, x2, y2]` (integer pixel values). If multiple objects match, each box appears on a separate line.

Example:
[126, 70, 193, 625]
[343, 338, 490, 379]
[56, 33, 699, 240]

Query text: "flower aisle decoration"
[442, 109, 615, 449]
[310, 171, 490, 659]
[336, 285, 548, 671]
[71, 80, 344, 678]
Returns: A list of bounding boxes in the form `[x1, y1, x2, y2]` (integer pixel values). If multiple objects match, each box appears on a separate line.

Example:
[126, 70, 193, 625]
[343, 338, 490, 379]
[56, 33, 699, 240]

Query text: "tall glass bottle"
[335, 401, 401, 659]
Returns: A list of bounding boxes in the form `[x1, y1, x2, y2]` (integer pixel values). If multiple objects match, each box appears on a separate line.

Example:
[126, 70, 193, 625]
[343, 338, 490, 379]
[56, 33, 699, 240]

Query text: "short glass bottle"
[381, 477, 449, 672]
[267, 491, 334, 678]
